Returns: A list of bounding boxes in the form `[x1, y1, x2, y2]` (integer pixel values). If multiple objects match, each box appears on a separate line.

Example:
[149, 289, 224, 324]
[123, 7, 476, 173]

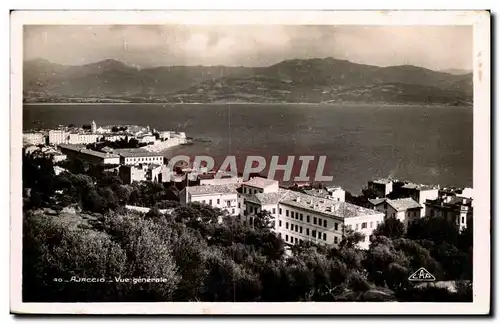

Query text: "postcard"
[10, 10, 490, 315]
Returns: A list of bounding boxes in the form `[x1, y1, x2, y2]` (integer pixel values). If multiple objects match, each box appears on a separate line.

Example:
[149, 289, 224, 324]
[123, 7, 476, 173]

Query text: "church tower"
[91, 120, 97, 133]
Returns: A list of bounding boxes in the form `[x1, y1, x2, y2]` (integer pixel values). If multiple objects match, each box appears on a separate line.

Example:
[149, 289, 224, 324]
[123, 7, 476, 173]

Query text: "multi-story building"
[425, 196, 473, 231]
[48, 130, 70, 145]
[23, 132, 45, 146]
[238, 177, 384, 249]
[179, 183, 240, 216]
[68, 133, 100, 145]
[58, 144, 120, 165]
[368, 179, 394, 198]
[112, 148, 165, 165]
[325, 185, 346, 202]
[399, 183, 439, 216]
[119, 163, 167, 184]
[198, 173, 244, 186]
[368, 197, 422, 229]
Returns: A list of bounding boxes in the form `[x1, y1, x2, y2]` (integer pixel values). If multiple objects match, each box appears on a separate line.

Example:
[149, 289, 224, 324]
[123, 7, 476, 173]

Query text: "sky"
[24, 25, 473, 71]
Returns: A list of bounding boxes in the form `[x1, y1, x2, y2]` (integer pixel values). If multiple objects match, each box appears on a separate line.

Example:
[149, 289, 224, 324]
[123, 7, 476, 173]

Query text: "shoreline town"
[22, 121, 474, 251]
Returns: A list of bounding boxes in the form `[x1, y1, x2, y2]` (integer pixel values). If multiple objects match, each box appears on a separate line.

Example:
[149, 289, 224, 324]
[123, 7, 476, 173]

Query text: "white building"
[48, 130, 69, 145]
[326, 186, 346, 202]
[238, 177, 384, 250]
[112, 148, 164, 166]
[138, 134, 156, 144]
[68, 133, 99, 145]
[23, 132, 45, 146]
[425, 196, 473, 231]
[179, 183, 240, 216]
[400, 183, 439, 216]
[368, 197, 422, 229]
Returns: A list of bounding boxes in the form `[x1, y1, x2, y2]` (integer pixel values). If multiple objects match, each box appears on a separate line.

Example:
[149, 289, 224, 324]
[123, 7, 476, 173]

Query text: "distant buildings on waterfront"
[24, 120, 188, 147]
[366, 177, 473, 231]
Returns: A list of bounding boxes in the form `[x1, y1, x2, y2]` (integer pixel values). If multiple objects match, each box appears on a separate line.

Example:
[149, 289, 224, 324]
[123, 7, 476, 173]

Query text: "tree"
[339, 227, 365, 249]
[373, 218, 405, 238]
[253, 210, 274, 230]
[407, 217, 459, 246]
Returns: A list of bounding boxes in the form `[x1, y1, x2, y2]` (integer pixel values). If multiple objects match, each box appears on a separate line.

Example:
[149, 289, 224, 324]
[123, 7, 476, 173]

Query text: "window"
[286, 210, 289, 217]
[312, 230, 316, 237]
[299, 226, 303, 234]
[249, 218, 253, 225]
[286, 222, 289, 229]
[202, 200, 206, 204]
[462, 216, 466, 224]
[334, 236, 338, 244]
[299, 239, 303, 244]
[279, 220, 282, 227]
[355, 224, 359, 230]
[295, 237, 298, 244]
[300, 213, 303, 221]
[209, 199, 212, 205]
[232, 208, 235, 214]
[370, 221, 373, 228]
[323, 219, 327, 227]
[334, 223, 339, 231]
[285, 235, 288, 242]
[273, 208, 276, 214]
[361, 222, 367, 229]
[217, 199, 220, 204]
[306, 228, 310, 236]
[279, 208, 282, 215]
[295, 224, 298, 232]
[313, 217, 317, 225]
[307, 215, 310, 223]
[238, 203, 241, 208]
[291, 211, 294, 218]
[323, 233, 326, 241]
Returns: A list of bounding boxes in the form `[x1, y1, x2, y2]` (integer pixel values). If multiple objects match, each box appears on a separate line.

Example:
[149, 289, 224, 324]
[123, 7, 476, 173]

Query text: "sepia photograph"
[10, 10, 490, 315]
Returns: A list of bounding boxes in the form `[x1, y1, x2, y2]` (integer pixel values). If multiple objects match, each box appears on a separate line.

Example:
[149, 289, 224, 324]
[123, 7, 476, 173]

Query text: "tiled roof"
[243, 177, 278, 189]
[58, 144, 119, 158]
[186, 183, 240, 196]
[280, 190, 383, 219]
[303, 188, 331, 198]
[386, 198, 421, 211]
[368, 198, 387, 206]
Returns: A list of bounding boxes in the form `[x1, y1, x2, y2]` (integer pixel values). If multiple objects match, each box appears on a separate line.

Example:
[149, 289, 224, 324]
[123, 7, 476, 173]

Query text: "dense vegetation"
[22, 154, 473, 302]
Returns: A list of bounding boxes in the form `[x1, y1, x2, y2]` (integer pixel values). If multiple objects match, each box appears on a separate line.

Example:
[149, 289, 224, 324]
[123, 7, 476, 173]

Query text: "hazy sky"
[24, 25, 472, 71]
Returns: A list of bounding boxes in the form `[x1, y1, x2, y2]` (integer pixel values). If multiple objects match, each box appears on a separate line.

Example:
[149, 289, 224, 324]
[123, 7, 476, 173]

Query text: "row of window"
[201, 198, 238, 209]
[354, 220, 380, 231]
[242, 187, 262, 195]
[281, 208, 339, 230]
[283, 233, 340, 245]
[281, 221, 328, 241]
[125, 156, 163, 163]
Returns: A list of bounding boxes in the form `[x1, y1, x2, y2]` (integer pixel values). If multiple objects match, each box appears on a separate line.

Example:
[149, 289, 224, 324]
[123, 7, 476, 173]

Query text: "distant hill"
[440, 68, 473, 76]
[23, 58, 473, 106]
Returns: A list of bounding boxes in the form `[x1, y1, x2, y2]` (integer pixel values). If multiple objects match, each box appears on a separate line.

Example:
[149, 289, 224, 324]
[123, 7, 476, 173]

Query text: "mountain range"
[23, 58, 473, 106]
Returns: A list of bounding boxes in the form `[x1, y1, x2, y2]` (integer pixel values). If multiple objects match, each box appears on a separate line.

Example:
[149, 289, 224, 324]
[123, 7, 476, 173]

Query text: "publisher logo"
[408, 267, 436, 282]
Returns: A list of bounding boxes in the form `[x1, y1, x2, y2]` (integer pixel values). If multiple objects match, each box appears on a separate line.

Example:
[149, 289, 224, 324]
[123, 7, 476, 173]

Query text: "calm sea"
[23, 103, 473, 194]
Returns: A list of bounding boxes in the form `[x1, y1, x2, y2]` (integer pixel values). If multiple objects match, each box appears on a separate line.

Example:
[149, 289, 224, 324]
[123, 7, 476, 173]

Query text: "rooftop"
[386, 198, 422, 211]
[112, 148, 164, 158]
[368, 198, 387, 206]
[371, 179, 393, 185]
[242, 177, 278, 189]
[401, 183, 438, 191]
[303, 188, 331, 199]
[186, 183, 240, 196]
[281, 192, 383, 219]
[58, 144, 120, 159]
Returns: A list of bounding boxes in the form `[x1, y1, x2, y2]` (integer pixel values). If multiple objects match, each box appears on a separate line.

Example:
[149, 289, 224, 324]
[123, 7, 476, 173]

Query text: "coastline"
[23, 102, 472, 108]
